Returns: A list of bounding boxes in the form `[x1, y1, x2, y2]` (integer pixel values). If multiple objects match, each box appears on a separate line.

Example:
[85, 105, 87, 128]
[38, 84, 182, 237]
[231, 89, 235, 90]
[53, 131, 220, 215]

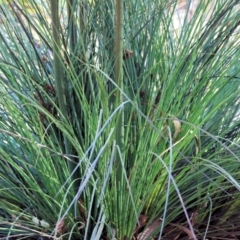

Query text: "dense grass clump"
[0, 0, 239, 239]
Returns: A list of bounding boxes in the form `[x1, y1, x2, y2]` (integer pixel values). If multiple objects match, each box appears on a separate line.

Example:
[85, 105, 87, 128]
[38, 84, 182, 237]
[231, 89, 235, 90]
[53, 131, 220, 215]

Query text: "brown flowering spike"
[123, 49, 133, 60]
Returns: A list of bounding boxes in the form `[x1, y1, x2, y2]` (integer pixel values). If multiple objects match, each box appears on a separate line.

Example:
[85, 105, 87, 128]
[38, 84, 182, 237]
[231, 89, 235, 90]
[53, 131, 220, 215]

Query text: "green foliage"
[0, 0, 239, 239]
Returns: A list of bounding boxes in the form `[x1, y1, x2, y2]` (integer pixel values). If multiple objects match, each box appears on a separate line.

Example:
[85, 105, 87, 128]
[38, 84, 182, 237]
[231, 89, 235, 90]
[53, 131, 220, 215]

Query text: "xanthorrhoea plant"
[0, 0, 240, 239]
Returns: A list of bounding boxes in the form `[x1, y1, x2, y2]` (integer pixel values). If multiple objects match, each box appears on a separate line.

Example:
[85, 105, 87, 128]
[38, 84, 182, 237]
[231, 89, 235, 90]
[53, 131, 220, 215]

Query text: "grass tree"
[0, 0, 239, 239]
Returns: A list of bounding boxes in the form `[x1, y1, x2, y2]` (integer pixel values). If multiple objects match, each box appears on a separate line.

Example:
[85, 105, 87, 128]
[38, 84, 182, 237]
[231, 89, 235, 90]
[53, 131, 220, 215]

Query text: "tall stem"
[50, 0, 78, 202]
[114, 0, 124, 234]
[114, 0, 124, 162]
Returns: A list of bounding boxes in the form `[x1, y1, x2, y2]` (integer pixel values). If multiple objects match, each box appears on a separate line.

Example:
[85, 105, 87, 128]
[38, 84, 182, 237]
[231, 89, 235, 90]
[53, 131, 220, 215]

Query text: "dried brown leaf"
[169, 223, 196, 240]
[137, 218, 161, 240]
[56, 218, 64, 235]
[173, 118, 181, 142]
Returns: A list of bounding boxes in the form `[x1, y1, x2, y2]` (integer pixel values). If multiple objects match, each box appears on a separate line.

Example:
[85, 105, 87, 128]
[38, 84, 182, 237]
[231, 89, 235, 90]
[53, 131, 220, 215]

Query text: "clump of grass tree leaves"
[0, 0, 240, 239]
